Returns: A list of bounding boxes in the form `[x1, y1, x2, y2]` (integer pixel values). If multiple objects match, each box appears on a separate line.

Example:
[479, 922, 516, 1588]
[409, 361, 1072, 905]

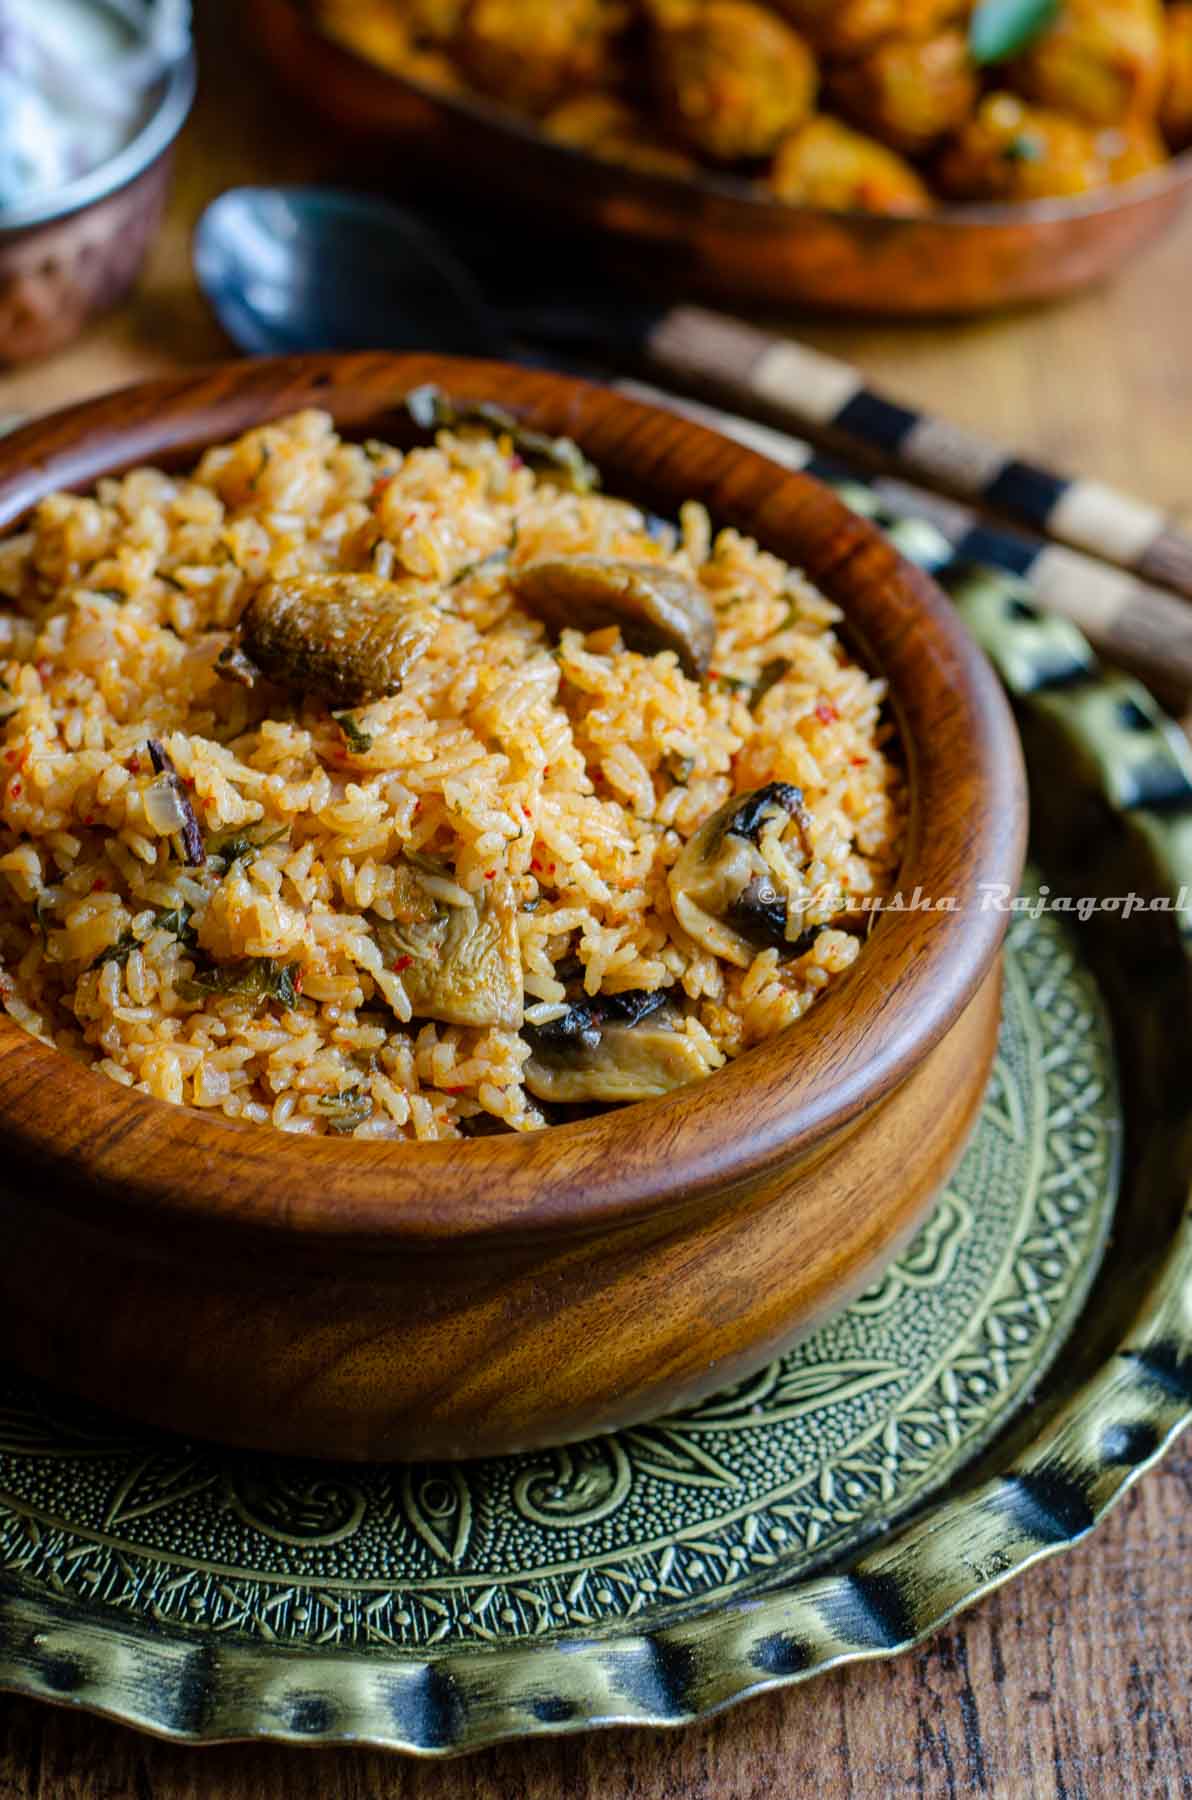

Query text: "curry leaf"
[177, 957, 301, 1008]
[207, 825, 289, 871]
[154, 905, 198, 949]
[406, 386, 600, 493]
[89, 931, 139, 972]
[317, 1085, 374, 1134]
[332, 711, 374, 754]
[969, 0, 1058, 64]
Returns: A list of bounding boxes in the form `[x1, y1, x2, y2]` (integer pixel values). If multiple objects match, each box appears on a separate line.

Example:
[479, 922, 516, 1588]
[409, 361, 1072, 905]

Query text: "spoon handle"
[618, 377, 1192, 703]
[641, 305, 1192, 602]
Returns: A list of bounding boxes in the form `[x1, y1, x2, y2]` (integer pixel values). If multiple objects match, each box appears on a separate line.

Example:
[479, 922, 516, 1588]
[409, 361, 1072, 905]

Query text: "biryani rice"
[0, 409, 903, 1139]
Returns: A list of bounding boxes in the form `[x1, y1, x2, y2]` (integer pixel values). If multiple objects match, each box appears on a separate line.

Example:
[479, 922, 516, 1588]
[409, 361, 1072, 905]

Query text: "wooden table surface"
[1, 8, 1190, 1795]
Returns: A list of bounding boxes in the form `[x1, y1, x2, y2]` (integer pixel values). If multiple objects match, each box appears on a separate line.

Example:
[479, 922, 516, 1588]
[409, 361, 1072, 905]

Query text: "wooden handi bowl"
[0, 356, 1026, 1460]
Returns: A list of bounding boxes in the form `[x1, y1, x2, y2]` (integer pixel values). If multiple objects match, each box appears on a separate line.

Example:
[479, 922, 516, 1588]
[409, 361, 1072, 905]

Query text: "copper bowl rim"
[0, 36, 196, 237]
[301, 3, 1192, 233]
[0, 354, 1027, 1247]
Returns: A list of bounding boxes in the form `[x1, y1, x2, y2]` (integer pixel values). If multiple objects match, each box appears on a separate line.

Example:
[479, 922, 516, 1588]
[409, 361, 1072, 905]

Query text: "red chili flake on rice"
[815, 702, 839, 725]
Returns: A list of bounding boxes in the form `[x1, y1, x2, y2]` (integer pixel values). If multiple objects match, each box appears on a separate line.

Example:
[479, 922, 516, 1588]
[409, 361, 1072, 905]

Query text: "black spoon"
[192, 185, 662, 364]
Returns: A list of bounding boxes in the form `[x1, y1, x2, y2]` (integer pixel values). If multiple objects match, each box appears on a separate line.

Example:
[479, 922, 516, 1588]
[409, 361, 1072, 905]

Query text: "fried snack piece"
[770, 114, 931, 213]
[638, 0, 700, 22]
[455, 0, 627, 114]
[827, 30, 977, 155]
[1008, 0, 1166, 127]
[1099, 116, 1167, 182]
[542, 92, 698, 175]
[316, 0, 460, 89]
[935, 92, 1109, 201]
[1162, 3, 1192, 150]
[653, 0, 817, 162]
[399, 0, 467, 41]
[770, 0, 964, 58]
[315, 0, 405, 70]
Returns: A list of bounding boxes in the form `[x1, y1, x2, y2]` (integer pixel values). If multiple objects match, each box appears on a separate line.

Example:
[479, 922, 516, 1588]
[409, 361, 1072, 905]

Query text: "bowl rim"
[0, 37, 196, 237]
[0, 353, 1026, 1248]
[291, 0, 1192, 233]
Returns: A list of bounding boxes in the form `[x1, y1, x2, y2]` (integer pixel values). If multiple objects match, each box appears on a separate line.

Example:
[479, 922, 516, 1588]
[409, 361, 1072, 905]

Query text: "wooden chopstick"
[618, 378, 1192, 700]
[641, 308, 1192, 604]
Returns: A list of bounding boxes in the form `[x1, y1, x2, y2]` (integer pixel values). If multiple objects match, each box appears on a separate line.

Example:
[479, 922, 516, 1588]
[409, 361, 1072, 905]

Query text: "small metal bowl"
[0, 28, 196, 365]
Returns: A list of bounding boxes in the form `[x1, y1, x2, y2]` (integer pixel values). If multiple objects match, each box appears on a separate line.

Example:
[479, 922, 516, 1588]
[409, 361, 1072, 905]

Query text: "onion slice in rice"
[145, 739, 205, 868]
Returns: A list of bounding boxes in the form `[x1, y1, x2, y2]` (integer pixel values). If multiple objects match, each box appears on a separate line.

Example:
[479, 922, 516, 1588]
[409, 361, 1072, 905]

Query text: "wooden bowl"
[0, 354, 1026, 1460]
[251, 0, 1192, 317]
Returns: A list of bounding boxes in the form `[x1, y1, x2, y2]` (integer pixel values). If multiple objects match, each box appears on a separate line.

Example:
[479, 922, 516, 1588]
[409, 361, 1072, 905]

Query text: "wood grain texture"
[0, 4, 1186, 1787]
[0, 358, 1022, 1458]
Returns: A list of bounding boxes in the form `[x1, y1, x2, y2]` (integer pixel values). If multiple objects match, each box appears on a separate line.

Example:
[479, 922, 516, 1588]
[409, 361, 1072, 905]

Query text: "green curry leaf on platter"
[969, 0, 1059, 64]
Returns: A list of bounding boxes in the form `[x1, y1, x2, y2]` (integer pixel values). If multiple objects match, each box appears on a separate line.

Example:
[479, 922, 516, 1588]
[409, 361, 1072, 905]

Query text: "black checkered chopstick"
[641, 309, 1192, 604]
[619, 380, 1192, 695]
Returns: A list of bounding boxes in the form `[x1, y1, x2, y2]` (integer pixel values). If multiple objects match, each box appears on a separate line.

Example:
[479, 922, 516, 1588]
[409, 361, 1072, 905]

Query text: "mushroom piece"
[374, 875, 523, 1030]
[669, 782, 816, 967]
[220, 573, 441, 708]
[527, 984, 669, 1056]
[406, 385, 600, 493]
[524, 1002, 719, 1104]
[511, 557, 717, 680]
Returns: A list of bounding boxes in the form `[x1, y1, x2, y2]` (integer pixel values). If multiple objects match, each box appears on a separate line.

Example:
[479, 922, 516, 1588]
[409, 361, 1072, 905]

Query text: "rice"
[0, 408, 903, 1140]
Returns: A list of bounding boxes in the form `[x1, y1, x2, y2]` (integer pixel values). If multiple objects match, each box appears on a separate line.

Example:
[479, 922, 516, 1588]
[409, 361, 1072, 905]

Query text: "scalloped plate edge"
[0, 1202, 1186, 1754]
[0, 494, 1189, 1755]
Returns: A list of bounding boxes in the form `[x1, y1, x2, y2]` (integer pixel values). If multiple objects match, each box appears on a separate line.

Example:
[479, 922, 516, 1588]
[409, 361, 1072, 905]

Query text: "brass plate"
[0, 522, 1188, 1754]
